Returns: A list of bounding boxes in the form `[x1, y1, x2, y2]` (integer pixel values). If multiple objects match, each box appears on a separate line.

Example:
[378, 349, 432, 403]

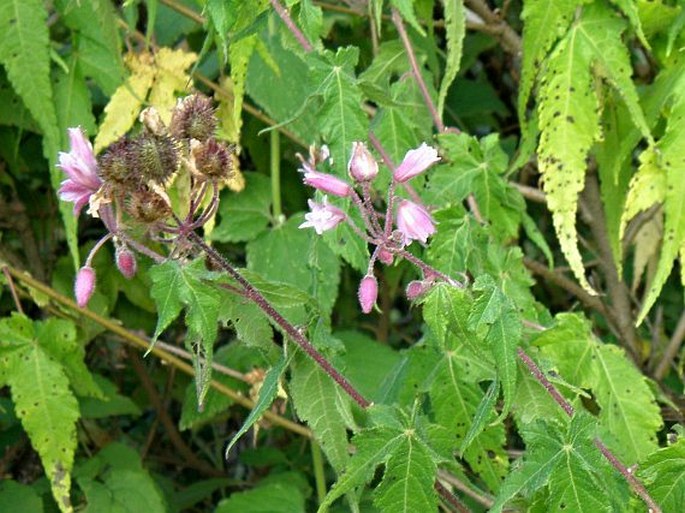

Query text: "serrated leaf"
[518, 0, 578, 125]
[437, 0, 465, 117]
[225, 351, 290, 457]
[491, 414, 616, 512]
[609, 0, 649, 47]
[636, 439, 685, 512]
[290, 353, 352, 473]
[0, 314, 80, 513]
[534, 313, 661, 464]
[537, 3, 652, 294]
[147, 47, 197, 125]
[390, 0, 426, 36]
[53, 59, 97, 137]
[222, 35, 257, 142]
[94, 52, 155, 153]
[219, 293, 273, 352]
[307, 47, 369, 176]
[620, 147, 666, 239]
[637, 92, 685, 323]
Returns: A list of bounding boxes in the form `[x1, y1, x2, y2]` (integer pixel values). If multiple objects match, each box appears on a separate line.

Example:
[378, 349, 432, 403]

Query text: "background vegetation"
[0, 0, 684, 511]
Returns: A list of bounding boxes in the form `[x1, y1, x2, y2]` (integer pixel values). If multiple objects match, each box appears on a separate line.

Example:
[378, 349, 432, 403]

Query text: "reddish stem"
[270, 0, 314, 52]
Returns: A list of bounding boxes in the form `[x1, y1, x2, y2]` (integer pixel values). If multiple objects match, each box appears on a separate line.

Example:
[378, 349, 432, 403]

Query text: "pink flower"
[396, 200, 436, 245]
[377, 248, 394, 265]
[348, 142, 378, 182]
[393, 143, 440, 183]
[74, 266, 96, 308]
[358, 275, 378, 314]
[406, 280, 432, 300]
[302, 169, 352, 197]
[299, 197, 346, 234]
[57, 127, 102, 215]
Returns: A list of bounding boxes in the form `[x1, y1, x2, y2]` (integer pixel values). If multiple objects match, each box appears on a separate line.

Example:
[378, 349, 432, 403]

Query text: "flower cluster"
[57, 94, 235, 308]
[298, 141, 449, 313]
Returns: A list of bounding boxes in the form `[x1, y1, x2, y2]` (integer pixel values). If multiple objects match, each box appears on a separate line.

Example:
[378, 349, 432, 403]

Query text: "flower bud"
[116, 246, 137, 279]
[406, 280, 431, 301]
[377, 248, 394, 265]
[302, 169, 352, 197]
[170, 93, 217, 142]
[358, 275, 378, 314]
[348, 142, 378, 182]
[393, 143, 440, 183]
[75, 266, 96, 308]
[396, 199, 436, 245]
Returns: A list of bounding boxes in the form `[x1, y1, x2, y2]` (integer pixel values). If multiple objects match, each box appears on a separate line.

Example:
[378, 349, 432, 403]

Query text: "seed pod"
[97, 137, 139, 189]
[126, 186, 171, 223]
[170, 94, 217, 142]
[133, 132, 179, 185]
[191, 138, 234, 180]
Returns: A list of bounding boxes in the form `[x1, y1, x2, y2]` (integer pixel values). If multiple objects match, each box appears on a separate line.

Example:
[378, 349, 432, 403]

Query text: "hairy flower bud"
[358, 275, 378, 314]
[348, 142, 378, 182]
[75, 266, 96, 308]
[170, 93, 217, 142]
[116, 246, 137, 279]
[133, 133, 179, 185]
[396, 200, 436, 245]
[302, 169, 352, 197]
[406, 280, 431, 301]
[377, 248, 394, 265]
[393, 143, 440, 183]
[191, 138, 234, 180]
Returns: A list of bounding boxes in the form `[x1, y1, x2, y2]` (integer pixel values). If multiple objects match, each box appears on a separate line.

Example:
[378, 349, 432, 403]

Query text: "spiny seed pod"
[115, 246, 137, 279]
[191, 138, 234, 180]
[97, 137, 139, 188]
[170, 93, 217, 142]
[126, 187, 171, 223]
[74, 266, 96, 308]
[133, 132, 178, 185]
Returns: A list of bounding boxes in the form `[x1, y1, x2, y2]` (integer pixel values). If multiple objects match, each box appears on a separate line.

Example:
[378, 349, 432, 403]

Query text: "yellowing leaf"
[148, 47, 197, 125]
[94, 48, 197, 153]
[620, 147, 666, 240]
[631, 214, 662, 294]
[94, 52, 155, 153]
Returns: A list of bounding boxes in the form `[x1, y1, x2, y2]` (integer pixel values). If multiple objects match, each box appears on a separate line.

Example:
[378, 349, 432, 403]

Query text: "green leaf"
[437, 0, 465, 117]
[468, 275, 520, 418]
[212, 173, 272, 242]
[0, 314, 80, 513]
[637, 439, 685, 512]
[290, 353, 352, 473]
[428, 132, 524, 240]
[78, 375, 142, 419]
[534, 313, 662, 464]
[491, 414, 618, 512]
[218, 293, 273, 353]
[390, 0, 426, 36]
[75, 443, 167, 513]
[307, 47, 369, 176]
[149, 258, 221, 347]
[0, 480, 43, 512]
[53, 59, 96, 137]
[247, 215, 339, 319]
[215, 481, 306, 513]
[225, 351, 290, 457]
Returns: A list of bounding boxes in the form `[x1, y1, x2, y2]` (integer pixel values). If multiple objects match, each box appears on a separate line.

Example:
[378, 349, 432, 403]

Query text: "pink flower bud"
[116, 246, 137, 279]
[299, 196, 346, 234]
[377, 248, 394, 265]
[406, 280, 432, 300]
[393, 143, 440, 183]
[74, 266, 96, 308]
[358, 275, 378, 314]
[303, 169, 352, 197]
[348, 142, 378, 182]
[396, 200, 436, 245]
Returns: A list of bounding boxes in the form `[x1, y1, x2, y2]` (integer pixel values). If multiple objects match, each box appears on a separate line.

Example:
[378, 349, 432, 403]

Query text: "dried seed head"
[191, 138, 234, 180]
[133, 132, 179, 185]
[97, 137, 139, 189]
[126, 186, 171, 223]
[170, 93, 217, 142]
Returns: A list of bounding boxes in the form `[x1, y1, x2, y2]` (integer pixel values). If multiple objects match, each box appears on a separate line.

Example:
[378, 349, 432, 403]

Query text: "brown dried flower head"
[191, 138, 234, 181]
[170, 93, 217, 142]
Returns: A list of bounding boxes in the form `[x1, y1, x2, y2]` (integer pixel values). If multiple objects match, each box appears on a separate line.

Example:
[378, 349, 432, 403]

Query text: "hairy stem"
[270, 0, 314, 52]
